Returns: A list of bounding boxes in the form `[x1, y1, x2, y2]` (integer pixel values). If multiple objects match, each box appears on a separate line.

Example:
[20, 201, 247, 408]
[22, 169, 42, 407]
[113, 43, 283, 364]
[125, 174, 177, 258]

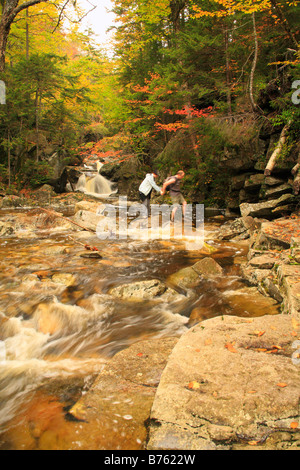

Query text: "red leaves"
[163, 106, 213, 118]
[84, 244, 100, 252]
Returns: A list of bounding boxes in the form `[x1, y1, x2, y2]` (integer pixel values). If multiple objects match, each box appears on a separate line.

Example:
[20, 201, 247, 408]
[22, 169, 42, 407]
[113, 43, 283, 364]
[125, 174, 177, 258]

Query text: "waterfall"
[75, 161, 115, 197]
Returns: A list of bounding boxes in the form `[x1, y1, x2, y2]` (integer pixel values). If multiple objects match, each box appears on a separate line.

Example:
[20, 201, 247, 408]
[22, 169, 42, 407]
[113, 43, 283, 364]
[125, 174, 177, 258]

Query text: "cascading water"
[75, 160, 116, 197]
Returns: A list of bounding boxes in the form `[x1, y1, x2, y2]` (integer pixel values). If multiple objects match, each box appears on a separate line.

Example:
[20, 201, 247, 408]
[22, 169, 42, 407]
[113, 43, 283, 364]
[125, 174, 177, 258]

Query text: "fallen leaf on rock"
[225, 343, 237, 353]
[290, 422, 299, 429]
[254, 331, 265, 337]
[248, 441, 259, 446]
[277, 383, 288, 388]
[188, 381, 201, 390]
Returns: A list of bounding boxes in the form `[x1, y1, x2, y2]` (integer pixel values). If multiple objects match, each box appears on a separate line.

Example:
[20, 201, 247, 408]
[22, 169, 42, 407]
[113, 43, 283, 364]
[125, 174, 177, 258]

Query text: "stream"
[0, 206, 280, 450]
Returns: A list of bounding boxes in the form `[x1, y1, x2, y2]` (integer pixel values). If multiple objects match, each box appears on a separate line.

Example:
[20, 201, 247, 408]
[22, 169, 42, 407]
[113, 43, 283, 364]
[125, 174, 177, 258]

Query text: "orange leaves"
[225, 342, 238, 353]
[154, 122, 189, 132]
[277, 383, 288, 388]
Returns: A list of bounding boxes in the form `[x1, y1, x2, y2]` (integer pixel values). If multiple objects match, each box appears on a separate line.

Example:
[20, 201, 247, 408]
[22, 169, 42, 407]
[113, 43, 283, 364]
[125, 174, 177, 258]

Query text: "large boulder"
[147, 315, 300, 450]
[168, 258, 223, 290]
[109, 279, 184, 303]
[192, 258, 223, 277]
[100, 157, 147, 199]
[72, 209, 106, 232]
[240, 193, 296, 219]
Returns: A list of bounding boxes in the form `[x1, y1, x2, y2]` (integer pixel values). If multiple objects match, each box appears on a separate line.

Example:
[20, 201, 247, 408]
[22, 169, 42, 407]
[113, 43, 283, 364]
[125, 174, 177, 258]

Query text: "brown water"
[0, 209, 280, 450]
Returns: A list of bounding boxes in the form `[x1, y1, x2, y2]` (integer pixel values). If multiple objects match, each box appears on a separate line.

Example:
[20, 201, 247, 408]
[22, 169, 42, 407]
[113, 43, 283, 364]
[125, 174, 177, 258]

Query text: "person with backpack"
[139, 170, 162, 215]
[161, 170, 187, 221]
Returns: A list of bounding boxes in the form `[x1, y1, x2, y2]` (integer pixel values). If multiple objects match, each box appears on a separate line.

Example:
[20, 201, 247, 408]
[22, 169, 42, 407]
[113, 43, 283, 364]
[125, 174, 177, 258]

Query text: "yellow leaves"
[205, 338, 213, 346]
[187, 381, 201, 390]
[292, 318, 300, 330]
[192, 0, 274, 19]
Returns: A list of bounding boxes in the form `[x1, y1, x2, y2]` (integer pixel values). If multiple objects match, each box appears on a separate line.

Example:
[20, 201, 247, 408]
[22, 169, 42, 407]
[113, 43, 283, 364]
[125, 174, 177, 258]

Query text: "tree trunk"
[7, 129, 11, 187]
[264, 120, 292, 176]
[249, 12, 259, 113]
[26, 8, 29, 59]
[291, 154, 300, 196]
[224, 26, 232, 117]
[0, 0, 50, 73]
[35, 88, 41, 161]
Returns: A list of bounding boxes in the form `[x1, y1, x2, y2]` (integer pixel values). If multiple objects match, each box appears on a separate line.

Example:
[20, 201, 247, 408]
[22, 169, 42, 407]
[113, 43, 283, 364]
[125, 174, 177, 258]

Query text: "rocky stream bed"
[0, 191, 299, 450]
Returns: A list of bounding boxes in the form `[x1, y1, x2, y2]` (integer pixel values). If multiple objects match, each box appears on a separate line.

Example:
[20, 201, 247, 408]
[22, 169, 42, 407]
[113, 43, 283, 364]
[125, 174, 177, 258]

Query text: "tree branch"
[12, 0, 50, 20]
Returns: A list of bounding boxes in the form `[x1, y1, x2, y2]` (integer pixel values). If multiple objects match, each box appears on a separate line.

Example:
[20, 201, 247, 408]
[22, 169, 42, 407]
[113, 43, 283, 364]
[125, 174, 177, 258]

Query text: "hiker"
[161, 170, 187, 221]
[139, 170, 162, 215]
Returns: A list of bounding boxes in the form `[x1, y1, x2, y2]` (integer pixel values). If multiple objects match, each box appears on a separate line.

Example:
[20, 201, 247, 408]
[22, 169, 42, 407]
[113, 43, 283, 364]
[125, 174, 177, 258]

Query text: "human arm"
[161, 177, 176, 196]
[148, 174, 162, 193]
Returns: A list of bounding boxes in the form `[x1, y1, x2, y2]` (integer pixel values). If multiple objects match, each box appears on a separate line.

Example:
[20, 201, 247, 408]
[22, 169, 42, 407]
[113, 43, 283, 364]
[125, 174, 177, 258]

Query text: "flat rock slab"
[148, 315, 300, 450]
[64, 337, 178, 450]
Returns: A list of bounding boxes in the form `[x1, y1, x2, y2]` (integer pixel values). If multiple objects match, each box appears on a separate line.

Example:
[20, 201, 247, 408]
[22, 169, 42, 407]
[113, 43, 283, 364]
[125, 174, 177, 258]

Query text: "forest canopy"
[0, 0, 299, 196]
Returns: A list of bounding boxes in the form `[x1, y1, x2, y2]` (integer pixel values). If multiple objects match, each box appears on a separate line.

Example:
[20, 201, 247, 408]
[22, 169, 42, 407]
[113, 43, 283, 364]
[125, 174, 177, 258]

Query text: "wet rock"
[109, 279, 180, 302]
[42, 246, 69, 256]
[192, 257, 223, 277]
[0, 221, 16, 236]
[168, 267, 200, 289]
[34, 303, 64, 335]
[168, 258, 223, 290]
[79, 251, 102, 259]
[51, 273, 76, 287]
[223, 285, 279, 316]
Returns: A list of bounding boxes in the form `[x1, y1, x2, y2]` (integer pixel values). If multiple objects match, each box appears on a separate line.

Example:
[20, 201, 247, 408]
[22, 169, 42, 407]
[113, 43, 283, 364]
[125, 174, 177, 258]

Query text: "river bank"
[0, 193, 299, 450]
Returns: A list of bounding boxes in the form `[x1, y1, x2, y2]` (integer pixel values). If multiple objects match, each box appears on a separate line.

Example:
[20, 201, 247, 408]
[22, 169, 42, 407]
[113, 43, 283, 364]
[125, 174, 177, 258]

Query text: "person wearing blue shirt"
[139, 170, 161, 215]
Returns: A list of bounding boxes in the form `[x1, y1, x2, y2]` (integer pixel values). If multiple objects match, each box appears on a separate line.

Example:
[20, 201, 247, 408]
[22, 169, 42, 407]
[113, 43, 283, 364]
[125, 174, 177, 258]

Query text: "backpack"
[164, 176, 178, 192]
